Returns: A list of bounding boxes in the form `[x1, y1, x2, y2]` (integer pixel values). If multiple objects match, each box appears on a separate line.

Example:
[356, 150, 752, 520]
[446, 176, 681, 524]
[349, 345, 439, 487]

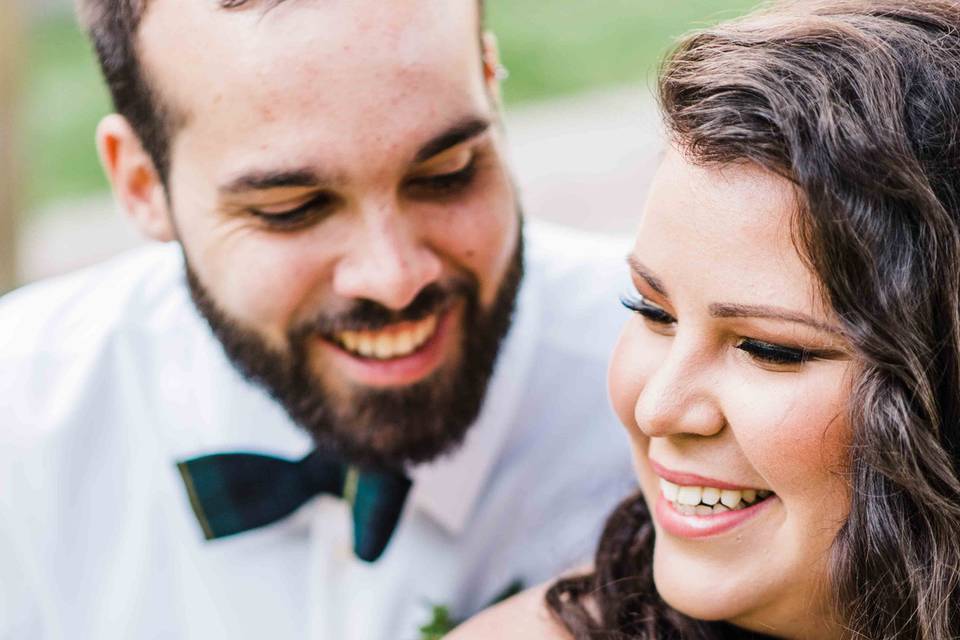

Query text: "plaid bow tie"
[176, 450, 412, 562]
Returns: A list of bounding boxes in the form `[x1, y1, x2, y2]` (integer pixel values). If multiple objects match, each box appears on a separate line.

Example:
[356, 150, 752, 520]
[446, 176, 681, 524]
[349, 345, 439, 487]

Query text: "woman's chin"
[651, 544, 756, 624]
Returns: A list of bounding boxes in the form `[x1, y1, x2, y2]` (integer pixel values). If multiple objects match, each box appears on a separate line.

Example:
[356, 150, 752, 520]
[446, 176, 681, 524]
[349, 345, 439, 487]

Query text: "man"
[0, 0, 633, 637]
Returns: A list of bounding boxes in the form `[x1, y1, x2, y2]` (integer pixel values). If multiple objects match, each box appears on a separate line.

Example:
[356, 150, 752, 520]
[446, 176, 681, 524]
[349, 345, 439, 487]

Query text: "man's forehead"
[137, 0, 491, 186]
[138, 0, 480, 65]
[137, 0, 483, 116]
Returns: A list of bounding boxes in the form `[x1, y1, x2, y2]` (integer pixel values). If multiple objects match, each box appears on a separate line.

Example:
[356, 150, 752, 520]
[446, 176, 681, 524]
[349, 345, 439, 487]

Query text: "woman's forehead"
[634, 149, 823, 314]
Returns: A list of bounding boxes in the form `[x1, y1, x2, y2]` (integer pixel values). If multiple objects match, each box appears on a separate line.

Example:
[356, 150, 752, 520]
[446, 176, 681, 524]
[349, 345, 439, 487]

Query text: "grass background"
[21, 1, 760, 213]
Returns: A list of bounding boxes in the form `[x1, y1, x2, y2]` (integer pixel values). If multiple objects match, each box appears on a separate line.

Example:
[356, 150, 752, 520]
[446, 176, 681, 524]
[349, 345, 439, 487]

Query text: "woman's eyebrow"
[627, 254, 845, 336]
[709, 302, 844, 336]
[626, 255, 668, 297]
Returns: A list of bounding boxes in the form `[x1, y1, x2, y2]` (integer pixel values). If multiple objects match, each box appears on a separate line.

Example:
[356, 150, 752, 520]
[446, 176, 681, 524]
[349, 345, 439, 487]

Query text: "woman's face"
[610, 149, 854, 638]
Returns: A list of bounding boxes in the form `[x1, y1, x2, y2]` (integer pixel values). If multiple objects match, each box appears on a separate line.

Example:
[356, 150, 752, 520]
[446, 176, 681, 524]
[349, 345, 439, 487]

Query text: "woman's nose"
[632, 337, 725, 439]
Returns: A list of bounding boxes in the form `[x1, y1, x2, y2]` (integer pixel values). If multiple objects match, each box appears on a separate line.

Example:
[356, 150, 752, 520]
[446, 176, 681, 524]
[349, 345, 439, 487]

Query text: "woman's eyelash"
[620, 293, 676, 324]
[621, 293, 821, 367]
[736, 339, 812, 365]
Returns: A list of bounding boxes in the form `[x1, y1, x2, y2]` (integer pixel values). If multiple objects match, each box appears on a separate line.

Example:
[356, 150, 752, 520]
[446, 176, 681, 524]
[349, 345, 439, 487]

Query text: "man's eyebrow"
[217, 119, 490, 195]
[414, 117, 491, 163]
[709, 303, 844, 335]
[626, 255, 669, 297]
[218, 169, 336, 195]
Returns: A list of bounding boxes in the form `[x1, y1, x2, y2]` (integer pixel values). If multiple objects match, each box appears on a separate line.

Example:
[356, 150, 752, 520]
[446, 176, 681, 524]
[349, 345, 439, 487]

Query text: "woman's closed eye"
[622, 292, 828, 370]
[620, 293, 677, 329]
[736, 339, 811, 368]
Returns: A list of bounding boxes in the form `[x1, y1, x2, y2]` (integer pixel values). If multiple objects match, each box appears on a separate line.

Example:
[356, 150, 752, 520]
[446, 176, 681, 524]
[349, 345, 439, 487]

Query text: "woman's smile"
[650, 460, 778, 538]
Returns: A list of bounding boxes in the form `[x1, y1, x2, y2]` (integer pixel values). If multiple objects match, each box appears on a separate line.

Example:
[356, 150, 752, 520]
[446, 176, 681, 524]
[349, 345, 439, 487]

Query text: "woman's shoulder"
[446, 584, 572, 640]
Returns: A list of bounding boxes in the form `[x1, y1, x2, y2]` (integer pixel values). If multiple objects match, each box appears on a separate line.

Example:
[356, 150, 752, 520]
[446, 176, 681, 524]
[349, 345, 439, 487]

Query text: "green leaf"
[416, 579, 525, 638]
[418, 605, 456, 639]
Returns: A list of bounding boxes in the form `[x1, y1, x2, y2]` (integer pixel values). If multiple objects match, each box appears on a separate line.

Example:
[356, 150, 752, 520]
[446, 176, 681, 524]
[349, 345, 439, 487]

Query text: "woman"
[451, 0, 960, 638]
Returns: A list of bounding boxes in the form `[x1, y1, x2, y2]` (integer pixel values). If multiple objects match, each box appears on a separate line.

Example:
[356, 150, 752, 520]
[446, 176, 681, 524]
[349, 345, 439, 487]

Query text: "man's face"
[136, 0, 522, 468]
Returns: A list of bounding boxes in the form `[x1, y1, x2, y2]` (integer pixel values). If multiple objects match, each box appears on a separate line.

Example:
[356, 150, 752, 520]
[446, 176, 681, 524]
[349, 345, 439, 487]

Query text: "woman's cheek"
[608, 320, 648, 435]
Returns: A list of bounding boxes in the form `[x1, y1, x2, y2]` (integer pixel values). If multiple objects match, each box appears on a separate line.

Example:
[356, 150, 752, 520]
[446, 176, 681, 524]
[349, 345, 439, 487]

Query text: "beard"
[184, 223, 524, 471]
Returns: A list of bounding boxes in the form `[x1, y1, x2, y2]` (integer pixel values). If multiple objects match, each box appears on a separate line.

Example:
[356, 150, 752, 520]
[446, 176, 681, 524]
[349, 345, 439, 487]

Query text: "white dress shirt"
[0, 219, 636, 640]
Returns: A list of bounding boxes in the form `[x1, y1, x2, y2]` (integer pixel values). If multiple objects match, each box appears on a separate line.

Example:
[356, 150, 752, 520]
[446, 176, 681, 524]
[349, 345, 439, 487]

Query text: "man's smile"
[319, 307, 460, 388]
[334, 314, 439, 360]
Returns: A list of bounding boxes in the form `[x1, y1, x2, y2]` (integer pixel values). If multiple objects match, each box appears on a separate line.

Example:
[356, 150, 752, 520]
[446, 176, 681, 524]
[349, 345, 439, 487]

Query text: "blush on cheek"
[731, 379, 851, 498]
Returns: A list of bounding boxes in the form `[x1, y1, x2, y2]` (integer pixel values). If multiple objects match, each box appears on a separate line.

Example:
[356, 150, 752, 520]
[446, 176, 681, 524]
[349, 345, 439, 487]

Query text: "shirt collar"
[407, 257, 541, 535]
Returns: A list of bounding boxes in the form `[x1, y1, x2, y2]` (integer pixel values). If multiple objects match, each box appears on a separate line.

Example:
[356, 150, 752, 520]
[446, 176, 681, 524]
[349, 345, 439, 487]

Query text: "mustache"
[293, 279, 476, 338]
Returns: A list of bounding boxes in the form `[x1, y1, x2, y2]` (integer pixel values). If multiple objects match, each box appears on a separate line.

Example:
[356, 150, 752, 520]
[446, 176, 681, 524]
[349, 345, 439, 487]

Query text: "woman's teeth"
[335, 314, 438, 360]
[660, 478, 772, 515]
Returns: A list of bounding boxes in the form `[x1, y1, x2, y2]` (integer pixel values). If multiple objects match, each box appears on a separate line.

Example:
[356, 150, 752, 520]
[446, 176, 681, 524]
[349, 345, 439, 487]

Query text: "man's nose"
[632, 335, 725, 439]
[332, 206, 442, 311]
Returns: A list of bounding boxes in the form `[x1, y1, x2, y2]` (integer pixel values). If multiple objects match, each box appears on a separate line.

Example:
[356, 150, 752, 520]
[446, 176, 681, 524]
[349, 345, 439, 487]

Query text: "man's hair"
[548, 1, 960, 638]
[76, 0, 176, 180]
[75, 0, 487, 184]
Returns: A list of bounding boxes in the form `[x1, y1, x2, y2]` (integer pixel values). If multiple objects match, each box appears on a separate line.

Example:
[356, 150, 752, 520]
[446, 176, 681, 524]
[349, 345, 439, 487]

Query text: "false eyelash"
[619, 293, 675, 324]
[736, 339, 812, 365]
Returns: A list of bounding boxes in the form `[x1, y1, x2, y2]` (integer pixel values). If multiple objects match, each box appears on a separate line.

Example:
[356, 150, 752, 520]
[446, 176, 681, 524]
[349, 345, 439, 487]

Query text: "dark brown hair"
[75, 0, 487, 184]
[548, 1, 960, 638]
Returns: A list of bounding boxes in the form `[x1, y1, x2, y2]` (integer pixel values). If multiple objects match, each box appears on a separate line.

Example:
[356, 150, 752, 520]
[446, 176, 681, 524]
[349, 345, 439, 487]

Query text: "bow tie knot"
[176, 450, 411, 562]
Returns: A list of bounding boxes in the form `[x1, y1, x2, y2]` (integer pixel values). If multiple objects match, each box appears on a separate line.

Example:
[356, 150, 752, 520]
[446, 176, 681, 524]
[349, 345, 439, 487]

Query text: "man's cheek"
[217, 263, 311, 332]
[474, 221, 519, 306]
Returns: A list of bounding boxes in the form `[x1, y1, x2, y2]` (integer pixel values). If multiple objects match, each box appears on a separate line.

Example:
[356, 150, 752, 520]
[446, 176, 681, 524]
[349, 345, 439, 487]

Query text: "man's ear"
[481, 31, 505, 105]
[96, 114, 175, 242]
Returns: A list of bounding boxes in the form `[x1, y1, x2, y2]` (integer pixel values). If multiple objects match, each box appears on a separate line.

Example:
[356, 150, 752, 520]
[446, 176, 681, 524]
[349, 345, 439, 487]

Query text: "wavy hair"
[548, 1, 960, 638]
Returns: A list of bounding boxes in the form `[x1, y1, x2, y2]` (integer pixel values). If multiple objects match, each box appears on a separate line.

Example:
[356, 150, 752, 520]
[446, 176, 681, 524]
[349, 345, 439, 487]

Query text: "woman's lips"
[650, 460, 761, 491]
[655, 491, 777, 539]
[649, 459, 776, 538]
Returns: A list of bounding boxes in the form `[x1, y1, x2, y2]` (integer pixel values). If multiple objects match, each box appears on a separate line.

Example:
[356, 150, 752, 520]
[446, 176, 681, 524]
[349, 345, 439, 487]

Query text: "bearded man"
[0, 1, 633, 637]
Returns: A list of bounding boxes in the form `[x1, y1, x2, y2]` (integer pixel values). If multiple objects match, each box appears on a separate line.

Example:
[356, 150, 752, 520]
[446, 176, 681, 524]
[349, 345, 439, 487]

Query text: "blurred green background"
[22, 0, 759, 215]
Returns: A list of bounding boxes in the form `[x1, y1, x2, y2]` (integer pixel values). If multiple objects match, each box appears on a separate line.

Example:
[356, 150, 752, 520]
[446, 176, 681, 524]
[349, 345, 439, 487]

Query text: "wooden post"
[0, 2, 23, 293]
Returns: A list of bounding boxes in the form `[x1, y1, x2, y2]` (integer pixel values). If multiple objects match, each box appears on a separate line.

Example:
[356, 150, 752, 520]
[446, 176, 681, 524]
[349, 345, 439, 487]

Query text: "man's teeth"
[660, 478, 771, 514]
[336, 315, 438, 360]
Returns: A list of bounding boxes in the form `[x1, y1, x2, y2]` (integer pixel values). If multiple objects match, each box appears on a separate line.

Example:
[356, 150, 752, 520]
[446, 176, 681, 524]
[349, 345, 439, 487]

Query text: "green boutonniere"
[418, 604, 456, 640]
[417, 580, 524, 639]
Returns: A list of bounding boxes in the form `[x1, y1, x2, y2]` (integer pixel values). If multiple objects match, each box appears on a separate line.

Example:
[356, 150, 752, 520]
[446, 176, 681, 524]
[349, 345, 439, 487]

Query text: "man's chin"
[292, 363, 475, 470]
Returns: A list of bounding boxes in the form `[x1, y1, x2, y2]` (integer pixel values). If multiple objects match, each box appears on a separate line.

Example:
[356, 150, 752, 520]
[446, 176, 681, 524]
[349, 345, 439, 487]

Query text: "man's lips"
[317, 307, 457, 387]
[333, 314, 439, 360]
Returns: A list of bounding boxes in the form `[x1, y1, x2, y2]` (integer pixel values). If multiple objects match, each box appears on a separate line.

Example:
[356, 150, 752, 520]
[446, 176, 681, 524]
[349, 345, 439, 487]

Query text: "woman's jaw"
[635, 451, 836, 638]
